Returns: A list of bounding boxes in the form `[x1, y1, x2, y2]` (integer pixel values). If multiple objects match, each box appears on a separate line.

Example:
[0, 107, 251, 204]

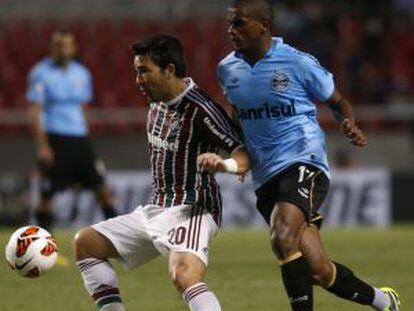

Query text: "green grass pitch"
[1, 226, 413, 310]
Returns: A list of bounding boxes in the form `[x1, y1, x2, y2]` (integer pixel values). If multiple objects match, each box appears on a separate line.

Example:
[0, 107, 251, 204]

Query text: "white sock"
[77, 258, 125, 311]
[183, 282, 221, 311]
[101, 303, 126, 311]
[372, 288, 390, 310]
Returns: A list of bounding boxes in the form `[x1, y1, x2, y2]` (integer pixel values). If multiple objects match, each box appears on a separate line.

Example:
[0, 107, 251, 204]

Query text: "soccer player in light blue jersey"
[199, 0, 400, 310]
[27, 31, 117, 231]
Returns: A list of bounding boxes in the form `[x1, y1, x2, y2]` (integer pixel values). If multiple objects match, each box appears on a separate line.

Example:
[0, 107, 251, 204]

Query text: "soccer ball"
[5, 225, 58, 278]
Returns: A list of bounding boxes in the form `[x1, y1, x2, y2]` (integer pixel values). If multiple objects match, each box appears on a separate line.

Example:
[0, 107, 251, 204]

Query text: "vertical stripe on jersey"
[174, 106, 198, 206]
[153, 105, 168, 206]
[148, 104, 162, 204]
[165, 103, 192, 206]
[155, 107, 171, 206]
[164, 105, 187, 207]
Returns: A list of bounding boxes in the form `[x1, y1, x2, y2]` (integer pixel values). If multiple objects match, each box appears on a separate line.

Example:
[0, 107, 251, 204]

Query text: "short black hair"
[231, 0, 274, 27]
[132, 34, 187, 78]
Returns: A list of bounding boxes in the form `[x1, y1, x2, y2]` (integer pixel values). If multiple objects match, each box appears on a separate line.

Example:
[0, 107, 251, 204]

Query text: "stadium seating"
[0, 19, 230, 110]
[0, 15, 413, 133]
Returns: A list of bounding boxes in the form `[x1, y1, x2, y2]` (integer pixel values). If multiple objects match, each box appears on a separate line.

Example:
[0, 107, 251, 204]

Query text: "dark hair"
[231, 0, 274, 27]
[132, 34, 187, 78]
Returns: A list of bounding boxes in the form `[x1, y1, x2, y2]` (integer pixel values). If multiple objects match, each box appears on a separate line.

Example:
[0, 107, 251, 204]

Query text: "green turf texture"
[1, 227, 413, 310]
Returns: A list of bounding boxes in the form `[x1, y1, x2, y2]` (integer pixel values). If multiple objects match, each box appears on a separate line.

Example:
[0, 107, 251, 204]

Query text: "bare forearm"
[29, 105, 49, 149]
[325, 89, 367, 147]
[327, 90, 355, 123]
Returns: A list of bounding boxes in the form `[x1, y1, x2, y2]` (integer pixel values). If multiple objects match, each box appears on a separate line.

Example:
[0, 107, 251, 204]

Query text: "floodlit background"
[0, 0, 413, 310]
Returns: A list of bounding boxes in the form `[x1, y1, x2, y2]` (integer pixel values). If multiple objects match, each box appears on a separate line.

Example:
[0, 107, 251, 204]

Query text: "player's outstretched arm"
[197, 146, 251, 175]
[325, 89, 367, 147]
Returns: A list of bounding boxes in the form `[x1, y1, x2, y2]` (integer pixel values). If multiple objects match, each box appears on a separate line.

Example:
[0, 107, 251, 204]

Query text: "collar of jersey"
[163, 77, 195, 106]
[46, 57, 76, 69]
[235, 36, 282, 61]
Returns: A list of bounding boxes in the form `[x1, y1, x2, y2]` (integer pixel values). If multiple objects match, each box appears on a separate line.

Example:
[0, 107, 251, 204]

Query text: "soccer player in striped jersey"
[200, 0, 400, 311]
[73, 34, 247, 311]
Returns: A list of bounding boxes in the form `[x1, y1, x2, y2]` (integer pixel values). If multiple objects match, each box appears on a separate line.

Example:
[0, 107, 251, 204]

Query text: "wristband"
[223, 158, 239, 174]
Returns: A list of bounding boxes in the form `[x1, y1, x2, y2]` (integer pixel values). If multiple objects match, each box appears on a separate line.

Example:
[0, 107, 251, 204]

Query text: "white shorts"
[92, 204, 218, 270]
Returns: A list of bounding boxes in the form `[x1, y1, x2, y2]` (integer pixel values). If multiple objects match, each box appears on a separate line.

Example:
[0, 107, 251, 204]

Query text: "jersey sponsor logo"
[271, 72, 290, 92]
[237, 102, 296, 120]
[203, 117, 234, 147]
[147, 133, 179, 152]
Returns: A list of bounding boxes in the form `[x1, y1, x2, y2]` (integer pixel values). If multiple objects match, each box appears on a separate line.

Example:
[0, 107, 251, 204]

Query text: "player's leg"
[150, 204, 221, 311]
[94, 182, 117, 219]
[35, 164, 61, 231]
[169, 252, 221, 311]
[35, 134, 72, 231]
[74, 227, 125, 311]
[34, 195, 54, 232]
[270, 202, 313, 310]
[79, 137, 117, 219]
[74, 208, 159, 311]
[300, 224, 400, 310]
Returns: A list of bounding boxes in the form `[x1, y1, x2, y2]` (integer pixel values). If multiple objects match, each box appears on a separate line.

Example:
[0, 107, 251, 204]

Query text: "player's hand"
[197, 153, 226, 173]
[38, 146, 54, 167]
[341, 119, 367, 147]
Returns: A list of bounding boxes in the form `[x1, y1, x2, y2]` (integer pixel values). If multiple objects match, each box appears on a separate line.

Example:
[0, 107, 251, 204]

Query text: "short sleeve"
[196, 100, 243, 154]
[300, 55, 335, 101]
[26, 67, 46, 104]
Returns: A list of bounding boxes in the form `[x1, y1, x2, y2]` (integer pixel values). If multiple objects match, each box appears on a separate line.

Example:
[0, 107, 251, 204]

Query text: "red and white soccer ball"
[5, 225, 58, 278]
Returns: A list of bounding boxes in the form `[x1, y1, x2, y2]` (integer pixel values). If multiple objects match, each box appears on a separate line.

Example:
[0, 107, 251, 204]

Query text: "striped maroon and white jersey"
[147, 79, 242, 224]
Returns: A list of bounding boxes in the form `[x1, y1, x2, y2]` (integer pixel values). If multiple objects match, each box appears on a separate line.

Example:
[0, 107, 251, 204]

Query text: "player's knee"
[169, 260, 193, 293]
[73, 227, 98, 261]
[270, 223, 298, 259]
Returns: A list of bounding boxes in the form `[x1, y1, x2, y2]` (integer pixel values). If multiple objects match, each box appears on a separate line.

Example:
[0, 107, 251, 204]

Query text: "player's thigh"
[149, 205, 218, 267]
[91, 208, 160, 269]
[270, 201, 308, 242]
[74, 226, 120, 260]
[260, 163, 329, 225]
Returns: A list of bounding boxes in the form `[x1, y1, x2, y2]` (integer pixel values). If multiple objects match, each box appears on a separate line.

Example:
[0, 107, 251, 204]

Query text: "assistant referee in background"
[27, 31, 117, 231]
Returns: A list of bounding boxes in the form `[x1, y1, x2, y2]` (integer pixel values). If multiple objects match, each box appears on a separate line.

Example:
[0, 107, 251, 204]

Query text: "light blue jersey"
[27, 57, 93, 136]
[218, 37, 334, 189]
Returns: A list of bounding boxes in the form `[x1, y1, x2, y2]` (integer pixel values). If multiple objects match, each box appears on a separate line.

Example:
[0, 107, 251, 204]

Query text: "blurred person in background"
[74, 34, 246, 311]
[201, 0, 400, 310]
[26, 31, 117, 232]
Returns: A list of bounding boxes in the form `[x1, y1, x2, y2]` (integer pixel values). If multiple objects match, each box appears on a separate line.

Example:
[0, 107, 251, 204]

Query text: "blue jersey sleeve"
[26, 67, 46, 104]
[299, 55, 335, 101]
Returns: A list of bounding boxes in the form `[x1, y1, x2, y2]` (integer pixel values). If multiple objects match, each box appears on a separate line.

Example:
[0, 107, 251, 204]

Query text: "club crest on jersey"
[271, 72, 290, 92]
[169, 118, 182, 138]
[225, 77, 239, 89]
